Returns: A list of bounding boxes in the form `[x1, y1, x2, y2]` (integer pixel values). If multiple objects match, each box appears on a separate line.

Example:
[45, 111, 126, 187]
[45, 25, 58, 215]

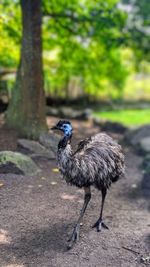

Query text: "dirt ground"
[0, 117, 150, 267]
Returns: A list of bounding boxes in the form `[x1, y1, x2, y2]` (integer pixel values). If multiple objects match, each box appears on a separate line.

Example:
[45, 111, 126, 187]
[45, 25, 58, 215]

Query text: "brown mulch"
[0, 116, 149, 267]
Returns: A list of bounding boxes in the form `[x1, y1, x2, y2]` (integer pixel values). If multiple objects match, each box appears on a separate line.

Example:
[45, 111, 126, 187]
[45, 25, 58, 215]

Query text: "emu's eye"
[63, 125, 67, 129]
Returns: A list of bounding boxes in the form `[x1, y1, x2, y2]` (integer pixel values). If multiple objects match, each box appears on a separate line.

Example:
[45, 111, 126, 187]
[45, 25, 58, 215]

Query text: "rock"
[58, 107, 92, 120]
[100, 121, 128, 134]
[141, 173, 150, 198]
[93, 117, 128, 134]
[77, 108, 92, 120]
[0, 162, 24, 175]
[0, 151, 40, 175]
[142, 154, 150, 173]
[92, 117, 103, 127]
[18, 139, 56, 159]
[139, 137, 150, 154]
[141, 154, 150, 198]
[58, 107, 75, 118]
[39, 133, 60, 156]
[46, 106, 92, 120]
[125, 124, 150, 146]
[46, 107, 59, 116]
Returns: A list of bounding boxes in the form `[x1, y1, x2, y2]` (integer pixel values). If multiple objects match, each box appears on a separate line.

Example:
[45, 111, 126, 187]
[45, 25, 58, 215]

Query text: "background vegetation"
[0, 0, 150, 135]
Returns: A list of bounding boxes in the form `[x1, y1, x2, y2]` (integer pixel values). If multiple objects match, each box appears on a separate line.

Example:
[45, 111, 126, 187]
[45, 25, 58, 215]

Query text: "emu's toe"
[67, 224, 80, 249]
[92, 219, 109, 232]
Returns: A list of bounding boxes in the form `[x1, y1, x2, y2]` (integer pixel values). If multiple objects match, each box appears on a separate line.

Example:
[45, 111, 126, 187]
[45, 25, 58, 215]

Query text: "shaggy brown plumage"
[51, 120, 125, 249]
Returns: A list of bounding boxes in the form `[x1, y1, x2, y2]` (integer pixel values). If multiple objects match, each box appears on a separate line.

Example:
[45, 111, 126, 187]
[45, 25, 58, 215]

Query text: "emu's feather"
[57, 132, 125, 189]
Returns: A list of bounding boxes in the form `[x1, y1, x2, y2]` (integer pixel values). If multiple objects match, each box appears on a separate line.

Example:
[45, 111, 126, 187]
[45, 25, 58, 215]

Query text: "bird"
[51, 120, 125, 249]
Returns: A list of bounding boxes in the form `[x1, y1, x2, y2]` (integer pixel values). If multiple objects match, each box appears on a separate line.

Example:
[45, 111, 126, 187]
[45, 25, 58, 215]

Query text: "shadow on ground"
[145, 234, 150, 250]
[121, 180, 150, 212]
[0, 222, 71, 266]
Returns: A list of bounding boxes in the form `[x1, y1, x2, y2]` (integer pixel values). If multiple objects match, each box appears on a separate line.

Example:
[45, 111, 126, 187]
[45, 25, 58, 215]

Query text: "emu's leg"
[92, 188, 109, 232]
[67, 186, 91, 249]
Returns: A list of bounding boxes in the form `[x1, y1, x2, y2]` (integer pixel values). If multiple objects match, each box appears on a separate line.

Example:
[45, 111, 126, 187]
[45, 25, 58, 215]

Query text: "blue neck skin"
[58, 125, 72, 149]
[63, 124, 72, 137]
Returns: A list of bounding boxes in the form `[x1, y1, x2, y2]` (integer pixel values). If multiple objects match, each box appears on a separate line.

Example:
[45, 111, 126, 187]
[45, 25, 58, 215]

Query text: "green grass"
[93, 109, 150, 126]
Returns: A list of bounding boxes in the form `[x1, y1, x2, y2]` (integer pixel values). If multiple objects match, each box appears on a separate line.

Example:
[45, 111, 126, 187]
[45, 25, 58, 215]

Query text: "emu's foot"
[67, 224, 80, 250]
[92, 219, 109, 232]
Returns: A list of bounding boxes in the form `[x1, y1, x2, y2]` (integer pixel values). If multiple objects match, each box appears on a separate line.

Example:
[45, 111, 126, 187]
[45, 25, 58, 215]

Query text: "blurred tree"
[1, 0, 128, 107]
[42, 0, 127, 99]
[1, 0, 149, 118]
[121, 0, 150, 62]
[6, 0, 47, 139]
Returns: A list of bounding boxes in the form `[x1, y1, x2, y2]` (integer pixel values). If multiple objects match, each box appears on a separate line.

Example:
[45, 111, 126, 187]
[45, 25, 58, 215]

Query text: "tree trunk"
[6, 0, 47, 139]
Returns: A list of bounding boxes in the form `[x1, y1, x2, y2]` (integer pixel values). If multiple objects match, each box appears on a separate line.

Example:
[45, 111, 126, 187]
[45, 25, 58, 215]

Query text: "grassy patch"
[93, 109, 150, 126]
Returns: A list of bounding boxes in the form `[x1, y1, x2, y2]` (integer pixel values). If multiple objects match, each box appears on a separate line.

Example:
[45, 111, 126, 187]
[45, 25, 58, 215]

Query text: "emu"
[51, 120, 125, 249]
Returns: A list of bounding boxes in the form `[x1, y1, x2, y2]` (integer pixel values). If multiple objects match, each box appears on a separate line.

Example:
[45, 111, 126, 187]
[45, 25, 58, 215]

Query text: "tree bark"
[6, 0, 47, 139]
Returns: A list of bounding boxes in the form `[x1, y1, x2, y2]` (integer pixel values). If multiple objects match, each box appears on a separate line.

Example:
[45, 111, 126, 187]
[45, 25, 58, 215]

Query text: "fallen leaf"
[0, 229, 11, 244]
[131, 184, 137, 188]
[0, 183, 4, 188]
[41, 177, 46, 180]
[52, 168, 59, 173]
[61, 193, 77, 200]
[51, 181, 57, 185]
[28, 185, 34, 188]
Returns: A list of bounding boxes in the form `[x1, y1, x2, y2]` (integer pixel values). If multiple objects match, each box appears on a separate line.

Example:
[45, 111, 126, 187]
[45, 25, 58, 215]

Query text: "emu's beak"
[51, 126, 58, 130]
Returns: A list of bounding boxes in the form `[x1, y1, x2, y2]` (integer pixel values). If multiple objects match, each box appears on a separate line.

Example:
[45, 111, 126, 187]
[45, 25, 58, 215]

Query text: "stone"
[18, 139, 56, 159]
[139, 137, 150, 154]
[39, 132, 60, 155]
[92, 117, 103, 127]
[76, 108, 92, 120]
[125, 124, 150, 146]
[142, 154, 150, 173]
[141, 154, 150, 198]
[46, 107, 59, 116]
[101, 121, 128, 134]
[141, 173, 150, 198]
[58, 107, 75, 118]
[93, 118, 128, 134]
[46, 106, 92, 120]
[58, 106, 91, 120]
[0, 151, 40, 175]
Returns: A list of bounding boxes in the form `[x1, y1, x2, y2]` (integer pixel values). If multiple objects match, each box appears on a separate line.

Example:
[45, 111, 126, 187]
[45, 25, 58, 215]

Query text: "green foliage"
[0, 0, 21, 68]
[42, 0, 128, 98]
[94, 108, 150, 126]
[121, 0, 150, 62]
[0, 0, 149, 100]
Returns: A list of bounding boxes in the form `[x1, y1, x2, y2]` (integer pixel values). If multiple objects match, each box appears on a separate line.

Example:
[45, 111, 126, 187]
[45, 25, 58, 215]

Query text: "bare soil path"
[0, 117, 149, 267]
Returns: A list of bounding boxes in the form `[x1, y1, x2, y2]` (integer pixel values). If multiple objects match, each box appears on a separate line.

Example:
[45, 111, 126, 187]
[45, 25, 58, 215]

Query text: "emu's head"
[51, 120, 73, 137]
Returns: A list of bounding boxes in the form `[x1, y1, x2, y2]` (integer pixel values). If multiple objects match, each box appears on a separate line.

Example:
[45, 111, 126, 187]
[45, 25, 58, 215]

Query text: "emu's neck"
[58, 134, 72, 150]
[57, 135, 73, 170]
